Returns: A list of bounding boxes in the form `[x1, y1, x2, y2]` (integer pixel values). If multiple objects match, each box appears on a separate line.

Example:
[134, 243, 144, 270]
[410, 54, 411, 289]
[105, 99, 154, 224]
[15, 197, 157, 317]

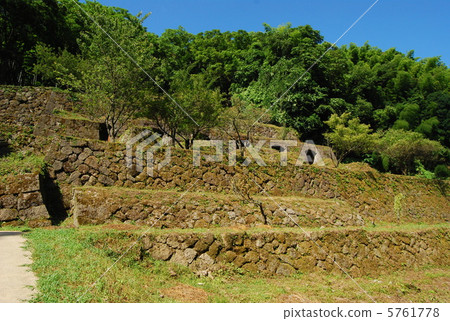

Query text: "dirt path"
[0, 231, 37, 302]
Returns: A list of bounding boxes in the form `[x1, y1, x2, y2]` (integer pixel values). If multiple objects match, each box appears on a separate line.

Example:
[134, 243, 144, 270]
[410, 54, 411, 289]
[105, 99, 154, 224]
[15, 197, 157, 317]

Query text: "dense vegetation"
[1, 0, 449, 175]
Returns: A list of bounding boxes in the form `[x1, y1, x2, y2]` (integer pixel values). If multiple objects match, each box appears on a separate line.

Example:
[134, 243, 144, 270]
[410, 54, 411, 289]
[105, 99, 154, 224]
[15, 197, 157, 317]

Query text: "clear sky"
[97, 0, 449, 64]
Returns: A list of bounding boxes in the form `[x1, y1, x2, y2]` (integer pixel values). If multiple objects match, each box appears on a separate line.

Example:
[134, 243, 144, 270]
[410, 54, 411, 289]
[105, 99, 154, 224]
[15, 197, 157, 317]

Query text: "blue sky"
[99, 0, 449, 64]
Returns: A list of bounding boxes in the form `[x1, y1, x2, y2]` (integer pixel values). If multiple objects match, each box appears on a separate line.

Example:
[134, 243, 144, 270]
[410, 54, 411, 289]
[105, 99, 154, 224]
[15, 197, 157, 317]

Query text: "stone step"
[95, 225, 449, 277]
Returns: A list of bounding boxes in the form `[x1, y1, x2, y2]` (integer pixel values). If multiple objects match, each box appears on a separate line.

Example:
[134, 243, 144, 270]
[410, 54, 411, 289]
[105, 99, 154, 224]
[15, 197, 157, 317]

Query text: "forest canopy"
[1, 0, 449, 174]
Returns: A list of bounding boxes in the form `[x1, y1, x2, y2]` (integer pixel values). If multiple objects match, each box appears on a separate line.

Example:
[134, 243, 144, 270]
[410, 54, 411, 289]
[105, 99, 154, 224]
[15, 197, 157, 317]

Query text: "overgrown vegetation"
[1, 0, 449, 173]
[324, 112, 378, 166]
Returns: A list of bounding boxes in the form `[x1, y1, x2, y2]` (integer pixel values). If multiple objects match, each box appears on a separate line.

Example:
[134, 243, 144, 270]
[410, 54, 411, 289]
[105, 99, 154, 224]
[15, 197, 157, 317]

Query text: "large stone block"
[18, 192, 43, 210]
[193, 253, 215, 270]
[276, 263, 296, 276]
[6, 174, 40, 194]
[150, 244, 173, 261]
[0, 208, 19, 221]
[19, 205, 50, 221]
[0, 194, 16, 208]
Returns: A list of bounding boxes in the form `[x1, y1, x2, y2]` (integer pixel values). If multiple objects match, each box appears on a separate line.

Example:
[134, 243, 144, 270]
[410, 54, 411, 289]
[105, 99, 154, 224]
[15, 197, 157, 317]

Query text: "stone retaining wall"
[0, 86, 74, 127]
[0, 173, 50, 227]
[43, 138, 450, 224]
[33, 114, 104, 141]
[72, 187, 363, 228]
[140, 228, 449, 277]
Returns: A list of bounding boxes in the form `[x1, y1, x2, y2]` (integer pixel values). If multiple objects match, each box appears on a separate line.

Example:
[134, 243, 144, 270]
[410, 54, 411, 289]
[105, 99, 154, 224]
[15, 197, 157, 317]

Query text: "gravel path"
[0, 231, 37, 302]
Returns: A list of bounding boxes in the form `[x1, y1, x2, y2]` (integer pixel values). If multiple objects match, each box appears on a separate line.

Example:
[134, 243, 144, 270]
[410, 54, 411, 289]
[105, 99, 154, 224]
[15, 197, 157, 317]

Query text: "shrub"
[415, 160, 435, 179]
[434, 164, 450, 179]
[379, 129, 445, 175]
[324, 113, 378, 166]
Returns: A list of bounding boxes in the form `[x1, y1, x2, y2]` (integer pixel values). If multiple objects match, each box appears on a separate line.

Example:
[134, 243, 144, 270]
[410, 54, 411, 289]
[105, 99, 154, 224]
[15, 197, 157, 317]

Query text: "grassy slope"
[0, 152, 45, 176]
[52, 109, 91, 121]
[20, 226, 450, 303]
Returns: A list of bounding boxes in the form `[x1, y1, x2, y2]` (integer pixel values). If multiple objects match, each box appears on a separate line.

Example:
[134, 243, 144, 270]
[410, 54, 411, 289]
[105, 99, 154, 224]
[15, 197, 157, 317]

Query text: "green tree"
[149, 72, 223, 149]
[415, 117, 440, 138]
[33, 43, 80, 87]
[217, 96, 261, 153]
[57, 2, 153, 140]
[324, 113, 378, 166]
[238, 58, 327, 140]
[398, 103, 420, 128]
[0, 0, 82, 84]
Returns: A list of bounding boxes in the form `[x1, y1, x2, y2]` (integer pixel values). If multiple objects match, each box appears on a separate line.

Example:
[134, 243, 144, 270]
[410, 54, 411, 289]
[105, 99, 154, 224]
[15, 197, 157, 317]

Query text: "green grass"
[0, 226, 32, 232]
[52, 109, 91, 121]
[43, 223, 449, 238]
[0, 123, 35, 148]
[0, 152, 45, 176]
[24, 226, 450, 303]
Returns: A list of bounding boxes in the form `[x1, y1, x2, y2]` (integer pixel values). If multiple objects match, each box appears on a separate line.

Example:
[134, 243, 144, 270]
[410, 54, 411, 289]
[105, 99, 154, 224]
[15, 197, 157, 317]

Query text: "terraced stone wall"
[33, 114, 104, 141]
[44, 138, 449, 224]
[140, 228, 449, 277]
[71, 187, 364, 228]
[0, 86, 107, 148]
[0, 86, 74, 127]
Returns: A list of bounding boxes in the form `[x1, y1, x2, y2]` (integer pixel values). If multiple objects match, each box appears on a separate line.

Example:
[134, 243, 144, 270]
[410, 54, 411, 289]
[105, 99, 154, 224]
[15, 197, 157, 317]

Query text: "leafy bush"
[415, 160, 435, 179]
[324, 113, 379, 166]
[434, 164, 450, 179]
[378, 129, 445, 175]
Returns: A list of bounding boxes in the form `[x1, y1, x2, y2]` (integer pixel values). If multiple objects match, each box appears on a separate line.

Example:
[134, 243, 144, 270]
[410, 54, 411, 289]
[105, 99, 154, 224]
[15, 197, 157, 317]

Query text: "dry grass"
[162, 283, 210, 303]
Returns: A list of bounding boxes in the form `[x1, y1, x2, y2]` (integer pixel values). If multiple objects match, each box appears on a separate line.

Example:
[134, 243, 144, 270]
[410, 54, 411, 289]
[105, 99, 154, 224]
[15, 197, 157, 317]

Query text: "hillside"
[0, 0, 449, 304]
[1, 1, 449, 151]
[0, 86, 448, 302]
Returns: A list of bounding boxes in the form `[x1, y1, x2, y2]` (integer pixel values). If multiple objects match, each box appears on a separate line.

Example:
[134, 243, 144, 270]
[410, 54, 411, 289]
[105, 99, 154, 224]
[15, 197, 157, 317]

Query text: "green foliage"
[324, 113, 378, 165]
[379, 129, 445, 175]
[0, 0, 82, 84]
[415, 117, 440, 138]
[171, 72, 223, 148]
[2, 0, 449, 155]
[217, 96, 260, 144]
[434, 164, 450, 179]
[382, 155, 390, 172]
[415, 160, 435, 179]
[398, 103, 420, 128]
[148, 72, 223, 148]
[393, 119, 410, 130]
[33, 43, 81, 87]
